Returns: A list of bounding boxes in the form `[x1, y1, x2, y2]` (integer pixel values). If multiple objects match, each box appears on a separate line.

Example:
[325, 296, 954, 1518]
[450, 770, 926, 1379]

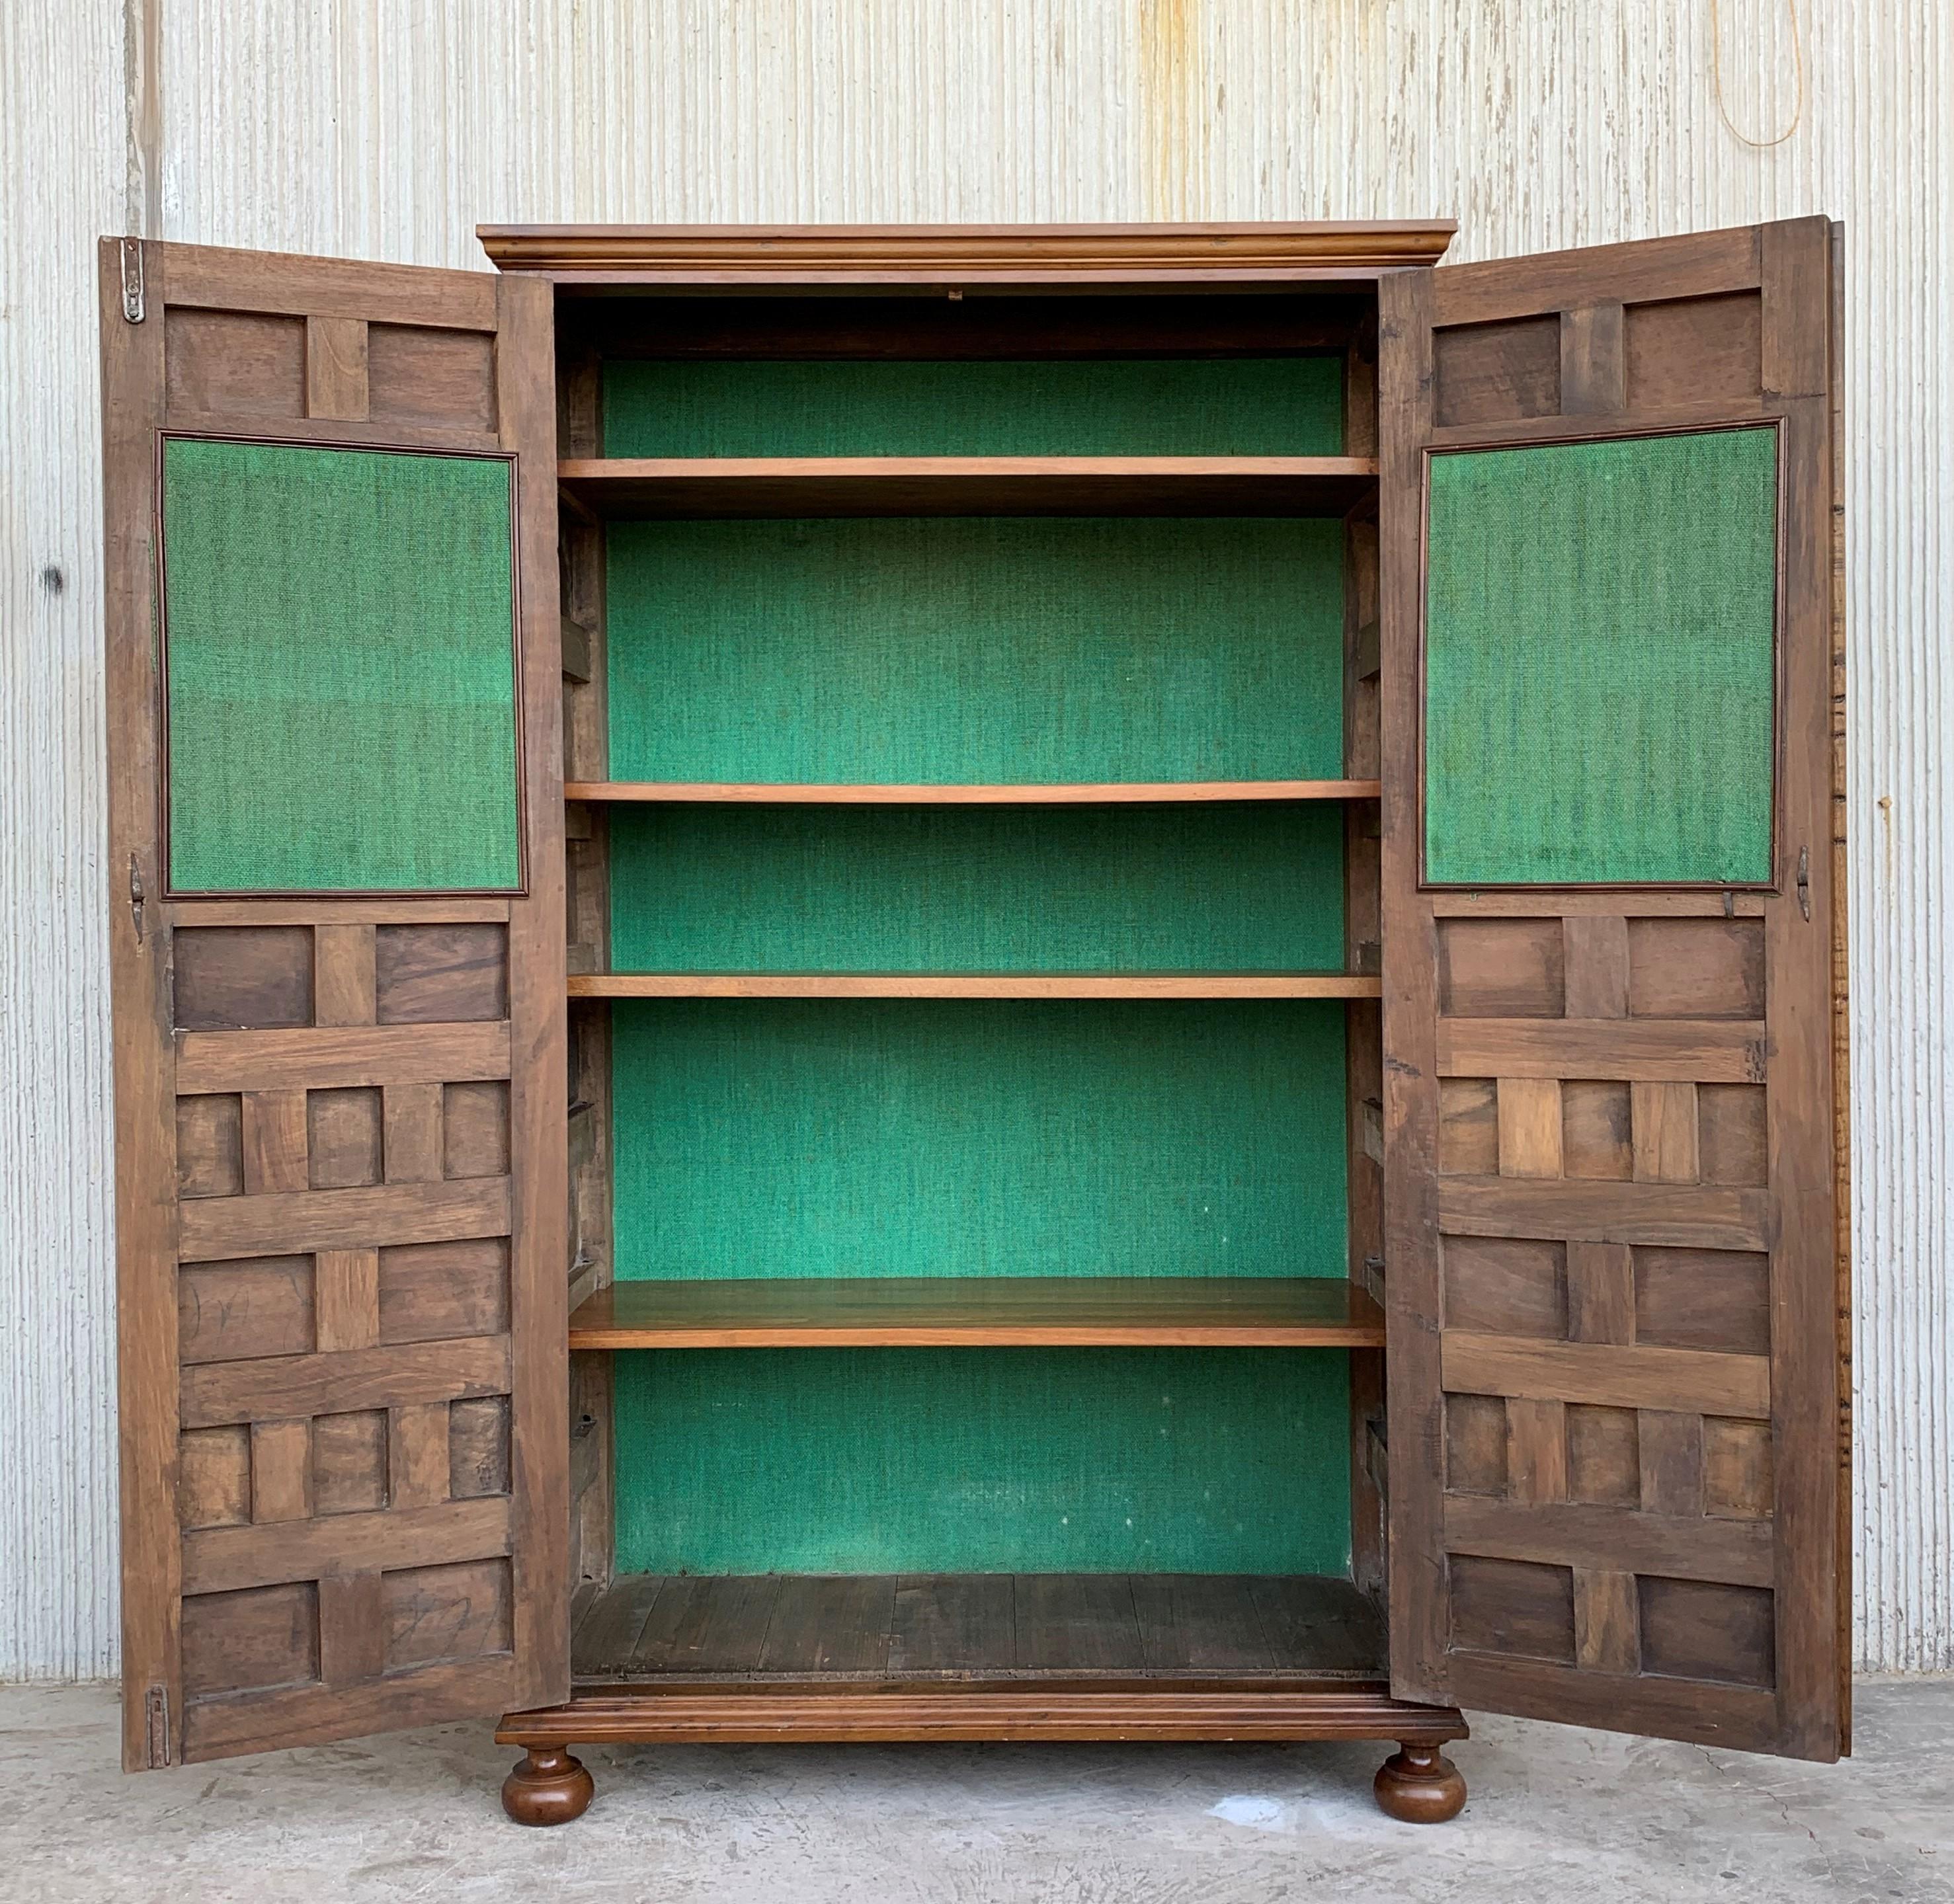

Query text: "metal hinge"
[1362, 1253, 1387, 1307]
[1797, 845, 1812, 921]
[120, 239, 145, 323]
[144, 1685, 171, 1767]
[129, 854, 146, 943]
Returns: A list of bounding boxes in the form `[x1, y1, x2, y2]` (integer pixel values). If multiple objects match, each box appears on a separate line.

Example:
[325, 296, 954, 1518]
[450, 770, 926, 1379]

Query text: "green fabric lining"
[609, 998, 1348, 1282]
[602, 356, 1344, 458]
[606, 803, 1346, 972]
[1423, 428, 1778, 886]
[612, 1347, 1351, 1576]
[606, 517, 1346, 784]
[161, 438, 520, 892]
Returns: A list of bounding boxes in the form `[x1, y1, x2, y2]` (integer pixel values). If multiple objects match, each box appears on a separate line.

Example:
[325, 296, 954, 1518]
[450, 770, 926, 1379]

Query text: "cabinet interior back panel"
[161, 437, 521, 893]
[612, 1347, 1352, 1575]
[606, 518, 1346, 784]
[603, 356, 1344, 457]
[1423, 426, 1779, 887]
[610, 998, 1348, 1282]
[608, 802, 1346, 972]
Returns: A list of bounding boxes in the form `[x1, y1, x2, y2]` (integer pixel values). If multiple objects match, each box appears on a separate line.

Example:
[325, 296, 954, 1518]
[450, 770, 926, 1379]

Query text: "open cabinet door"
[1379, 219, 1847, 1759]
[101, 239, 568, 1768]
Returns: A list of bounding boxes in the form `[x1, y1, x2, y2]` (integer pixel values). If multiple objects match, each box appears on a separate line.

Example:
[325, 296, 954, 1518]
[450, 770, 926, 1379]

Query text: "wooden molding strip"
[175, 1022, 512, 1092]
[568, 779, 1382, 805]
[478, 221, 1459, 282]
[1436, 1177, 1771, 1250]
[181, 1496, 511, 1596]
[1444, 1495, 1775, 1587]
[1436, 1019, 1767, 1084]
[177, 1177, 512, 1263]
[179, 1335, 512, 1429]
[496, 1680, 1469, 1746]
[569, 972, 1384, 1000]
[1441, 1332, 1770, 1419]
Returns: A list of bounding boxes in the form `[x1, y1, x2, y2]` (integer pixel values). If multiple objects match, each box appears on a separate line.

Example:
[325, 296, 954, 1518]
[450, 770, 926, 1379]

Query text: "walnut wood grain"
[497, 1679, 1469, 1746]
[1441, 1333, 1770, 1419]
[179, 1335, 511, 1429]
[567, 779, 1382, 805]
[571, 1571, 1388, 1683]
[479, 220, 1459, 284]
[557, 455, 1378, 519]
[186, 1656, 518, 1763]
[569, 972, 1383, 1000]
[174, 1023, 510, 1093]
[1435, 1019, 1767, 1084]
[181, 1496, 510, 1597]
[1434, 1177, 1771, 1251]
[567, 1277, 1387, 1349]
[175, 1177, 511, 1263]
[1443, 1495, 1774, 1587]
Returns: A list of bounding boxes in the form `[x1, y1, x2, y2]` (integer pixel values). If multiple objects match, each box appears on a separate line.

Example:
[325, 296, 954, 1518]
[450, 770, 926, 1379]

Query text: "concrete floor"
[2, 1681, 1949, 1903]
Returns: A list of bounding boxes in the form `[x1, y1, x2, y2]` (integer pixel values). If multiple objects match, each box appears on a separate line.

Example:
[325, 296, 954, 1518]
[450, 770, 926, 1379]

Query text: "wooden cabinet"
[98, 218, 1848, 1825]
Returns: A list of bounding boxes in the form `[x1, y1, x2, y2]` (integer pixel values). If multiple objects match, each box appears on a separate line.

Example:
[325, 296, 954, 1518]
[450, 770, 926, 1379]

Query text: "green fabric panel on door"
[161, 438, 521, 892]
[607, 802, 1347, 972]
[606, 518, 1346, 784]
[1423, 426, 1779, 886]
[612, 1347, 1351, 1575]
[610, 998, 1348, 1281]
[604, 356, 1345, 457]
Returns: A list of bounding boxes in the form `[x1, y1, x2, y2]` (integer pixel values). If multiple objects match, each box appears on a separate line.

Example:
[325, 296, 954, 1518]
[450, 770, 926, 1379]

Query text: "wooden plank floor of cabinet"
[567, 1573, 1388, 1681]
[499, 1575, 1465, 1775]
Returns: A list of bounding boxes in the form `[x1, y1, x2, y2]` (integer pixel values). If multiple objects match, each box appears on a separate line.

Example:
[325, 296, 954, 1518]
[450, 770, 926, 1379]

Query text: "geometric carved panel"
[1432, 318, 1561, 429]
[169, 914, 518, 1731]
[1638, 1577, 1775, 1686]
[174, 926, 315, 1030]
[1433, 903, 1781, 1699]
[1448, 1554, 1575, 1663]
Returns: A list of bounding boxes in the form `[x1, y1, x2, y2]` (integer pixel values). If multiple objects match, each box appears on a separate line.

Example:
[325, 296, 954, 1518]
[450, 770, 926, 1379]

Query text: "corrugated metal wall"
[5, 0, 1949, 1681]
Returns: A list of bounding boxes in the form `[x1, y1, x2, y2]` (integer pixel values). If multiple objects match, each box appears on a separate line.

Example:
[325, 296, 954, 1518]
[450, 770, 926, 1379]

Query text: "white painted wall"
[4, 0, 1949, 1680]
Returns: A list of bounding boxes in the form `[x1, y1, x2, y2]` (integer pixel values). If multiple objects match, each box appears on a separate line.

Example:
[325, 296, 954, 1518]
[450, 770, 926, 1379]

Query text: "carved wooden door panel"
[101, 239, 567, 1768]
[1379, 219, 1848, 1758]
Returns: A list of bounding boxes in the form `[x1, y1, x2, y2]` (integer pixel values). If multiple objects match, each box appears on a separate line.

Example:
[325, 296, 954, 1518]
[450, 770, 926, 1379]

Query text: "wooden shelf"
[569, 972, 1383, 999]
[567, 1276, 1387, 1349]
[557, 455, 1379, 519]
[567, 779, 1382, 804]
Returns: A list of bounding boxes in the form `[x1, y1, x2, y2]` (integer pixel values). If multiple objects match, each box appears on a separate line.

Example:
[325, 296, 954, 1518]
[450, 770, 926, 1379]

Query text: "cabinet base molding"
[495, 1681, 1468, 1825]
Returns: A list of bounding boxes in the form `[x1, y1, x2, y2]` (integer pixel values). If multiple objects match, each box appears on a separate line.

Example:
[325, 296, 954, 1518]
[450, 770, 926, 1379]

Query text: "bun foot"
[502, 1745, 595, 1826]
[1373, 1743, 1466, 1823]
